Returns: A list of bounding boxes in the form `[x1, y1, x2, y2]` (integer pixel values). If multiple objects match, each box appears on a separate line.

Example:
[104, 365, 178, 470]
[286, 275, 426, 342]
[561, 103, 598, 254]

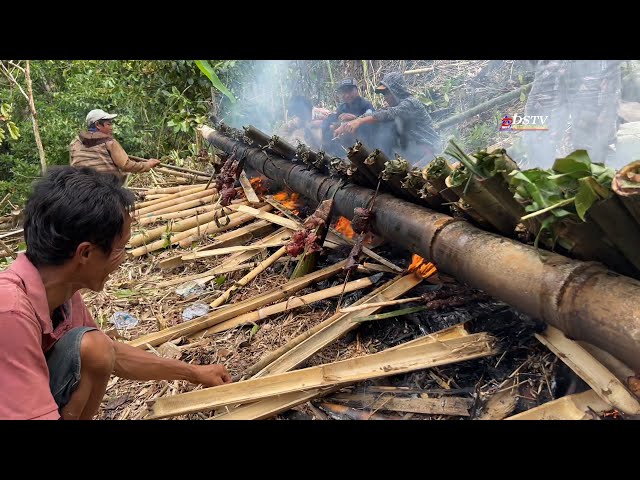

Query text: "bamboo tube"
[158, 220, 274, 270]
[202, 127, 640, 369]
[136, 185, 208, 209]
[143, 193, 173, 200]
[554, 220, 639, 279]
[177, 207, 274, 247]
[130, 206, 272, 257]
[446, 174, 517, 236]
[347, 141, 379, 188]
[144, 184, 208, 195]
[227, 204, 299, 230]
[243, 125, 298, 160]
[138, 204, 220, 226]
[130, 202, 249, 247]
[139, 197, 217, 218]
[586, 195, 640, 272]
[135, 188, 218, 216]
[155, 166, 210, 182]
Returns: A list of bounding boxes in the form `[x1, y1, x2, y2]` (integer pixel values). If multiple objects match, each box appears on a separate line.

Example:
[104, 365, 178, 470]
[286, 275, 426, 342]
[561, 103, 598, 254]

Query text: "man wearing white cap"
[69, 109, 160, 183]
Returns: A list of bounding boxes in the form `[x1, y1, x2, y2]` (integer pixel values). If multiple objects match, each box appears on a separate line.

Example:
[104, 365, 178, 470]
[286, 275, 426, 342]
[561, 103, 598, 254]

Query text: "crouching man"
[0, 166, 231, 420]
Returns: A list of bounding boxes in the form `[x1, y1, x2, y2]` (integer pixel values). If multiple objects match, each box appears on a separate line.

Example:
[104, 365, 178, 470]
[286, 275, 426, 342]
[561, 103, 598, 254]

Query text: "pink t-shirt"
[0, 254, 98, 420]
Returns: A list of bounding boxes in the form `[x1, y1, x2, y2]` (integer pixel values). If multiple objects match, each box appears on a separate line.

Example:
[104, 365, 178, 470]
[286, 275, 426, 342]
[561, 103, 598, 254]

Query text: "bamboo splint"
[194, 275, 381, 337]
[158, 220, 274, 270]
[148, 332, 496, 419]
[535, 325, 640, 415]
[127, 260, 348, 348]
[213, 322, 472, 420]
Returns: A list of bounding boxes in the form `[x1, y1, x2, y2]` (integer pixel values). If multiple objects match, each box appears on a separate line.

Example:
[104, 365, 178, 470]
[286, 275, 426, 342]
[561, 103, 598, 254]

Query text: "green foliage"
[195, 61, 236, 104]
[0, 60, 239, 202]
[0, 103, 20, 145]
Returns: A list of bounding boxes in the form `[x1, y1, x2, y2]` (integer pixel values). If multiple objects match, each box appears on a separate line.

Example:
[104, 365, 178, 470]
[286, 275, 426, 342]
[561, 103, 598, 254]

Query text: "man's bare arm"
[112, 341, 231, 387]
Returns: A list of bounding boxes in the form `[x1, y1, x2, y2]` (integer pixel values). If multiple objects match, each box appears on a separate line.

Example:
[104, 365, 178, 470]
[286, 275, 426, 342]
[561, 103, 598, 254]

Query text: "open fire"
[335, 216, 355, 239]
[249, 177, 268, 196]
[408, 254, 437, 279]
[273, 191, 301, 215]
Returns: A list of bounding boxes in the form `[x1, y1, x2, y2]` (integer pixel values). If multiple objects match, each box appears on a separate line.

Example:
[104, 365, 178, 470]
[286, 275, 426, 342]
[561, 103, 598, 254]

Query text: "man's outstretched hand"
[147, 159, 161, 169]
[192, 364, 233, 387]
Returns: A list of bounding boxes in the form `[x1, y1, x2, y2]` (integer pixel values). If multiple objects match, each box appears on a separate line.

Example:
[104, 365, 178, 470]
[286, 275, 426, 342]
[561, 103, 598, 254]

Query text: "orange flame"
[249, 177, 268, 196]
[408, 254, 437, 279]
[335, 216, 355, 239]
[273, 191, 300, 215]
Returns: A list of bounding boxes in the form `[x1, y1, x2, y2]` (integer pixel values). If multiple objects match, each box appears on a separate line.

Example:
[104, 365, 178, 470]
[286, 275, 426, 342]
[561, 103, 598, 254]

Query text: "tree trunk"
[25, 61, 47, 175]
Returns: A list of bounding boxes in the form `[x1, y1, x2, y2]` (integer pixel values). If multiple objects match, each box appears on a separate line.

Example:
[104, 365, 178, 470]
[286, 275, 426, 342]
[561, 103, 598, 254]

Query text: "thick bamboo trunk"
[201, 126, 640, 370]
[243, 125, 297, 160]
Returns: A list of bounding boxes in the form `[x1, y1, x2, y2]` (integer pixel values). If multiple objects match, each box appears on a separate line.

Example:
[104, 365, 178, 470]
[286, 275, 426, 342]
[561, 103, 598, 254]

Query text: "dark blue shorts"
[45, 326, 97, 410]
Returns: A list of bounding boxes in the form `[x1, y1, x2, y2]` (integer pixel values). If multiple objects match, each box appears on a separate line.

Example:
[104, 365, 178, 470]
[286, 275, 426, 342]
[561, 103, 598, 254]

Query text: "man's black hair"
[23, 166, 136, 267]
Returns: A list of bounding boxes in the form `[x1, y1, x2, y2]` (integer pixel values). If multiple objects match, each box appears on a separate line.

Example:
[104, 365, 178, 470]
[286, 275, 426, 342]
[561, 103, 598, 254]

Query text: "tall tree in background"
[0, 61, 47, 174]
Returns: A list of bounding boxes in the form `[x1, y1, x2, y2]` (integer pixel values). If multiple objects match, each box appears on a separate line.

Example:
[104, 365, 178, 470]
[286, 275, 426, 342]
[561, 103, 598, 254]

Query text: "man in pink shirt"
[0, 166, 232, 420]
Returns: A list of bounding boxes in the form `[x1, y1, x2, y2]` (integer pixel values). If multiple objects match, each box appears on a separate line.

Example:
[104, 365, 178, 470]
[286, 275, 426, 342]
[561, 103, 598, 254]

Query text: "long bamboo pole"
[201, 125, 640, 370]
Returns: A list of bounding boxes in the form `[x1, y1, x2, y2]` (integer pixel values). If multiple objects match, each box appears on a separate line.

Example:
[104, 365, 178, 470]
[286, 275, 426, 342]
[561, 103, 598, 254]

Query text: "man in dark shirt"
[321, 78, 375, 155]
[335, 72, 442, 167]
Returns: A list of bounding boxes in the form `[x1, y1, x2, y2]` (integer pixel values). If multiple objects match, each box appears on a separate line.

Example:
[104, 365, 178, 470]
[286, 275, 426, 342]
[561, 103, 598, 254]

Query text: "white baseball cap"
[86, 109, 118, 126]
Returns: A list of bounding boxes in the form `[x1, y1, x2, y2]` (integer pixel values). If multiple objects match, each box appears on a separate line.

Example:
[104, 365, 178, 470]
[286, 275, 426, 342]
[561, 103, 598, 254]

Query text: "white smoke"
[511, 60, 623, 169]
[220, 60, 291, 133]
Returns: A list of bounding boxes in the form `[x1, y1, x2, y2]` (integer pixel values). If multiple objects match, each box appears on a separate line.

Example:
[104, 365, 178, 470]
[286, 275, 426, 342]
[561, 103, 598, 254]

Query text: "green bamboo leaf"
[7, 121, 20, 140]
[214, 275, 226, 286]
[113, 289, 138, 298]
[249, 323, 260, 338]
[194, 60, 236, 104]
[0, 103, 10, 118]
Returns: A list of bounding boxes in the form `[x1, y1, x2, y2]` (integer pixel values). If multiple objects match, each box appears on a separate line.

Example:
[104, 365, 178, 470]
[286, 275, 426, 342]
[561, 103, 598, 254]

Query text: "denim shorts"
[46, 326, 98, 410]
